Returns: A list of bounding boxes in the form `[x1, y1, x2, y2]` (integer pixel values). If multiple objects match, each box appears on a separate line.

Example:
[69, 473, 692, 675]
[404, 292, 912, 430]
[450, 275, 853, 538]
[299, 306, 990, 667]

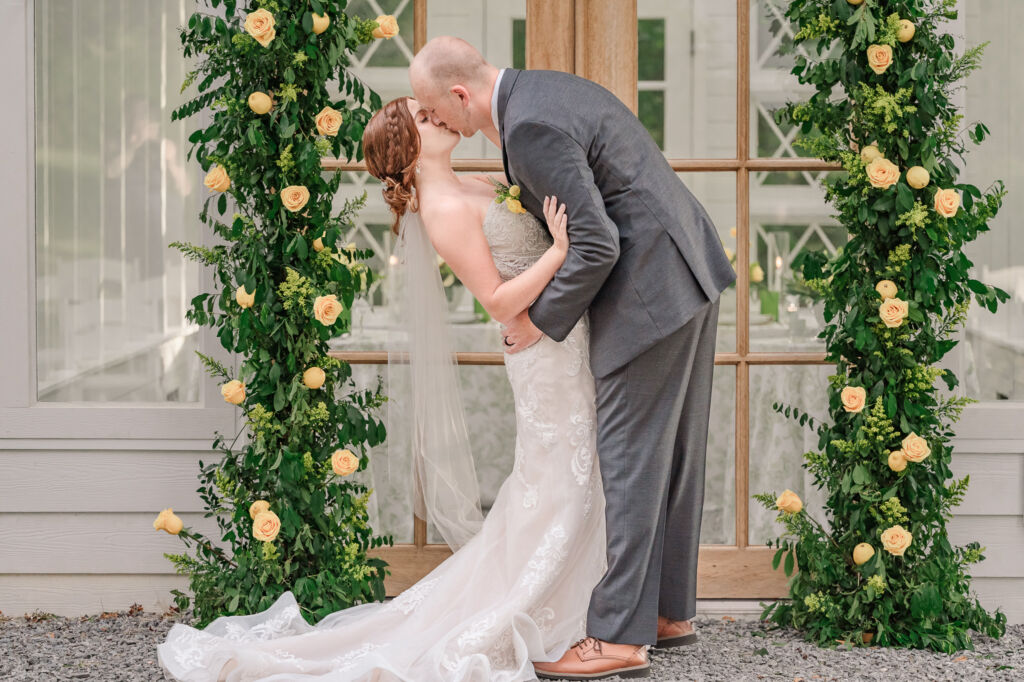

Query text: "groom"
[410, 37, 735, 679]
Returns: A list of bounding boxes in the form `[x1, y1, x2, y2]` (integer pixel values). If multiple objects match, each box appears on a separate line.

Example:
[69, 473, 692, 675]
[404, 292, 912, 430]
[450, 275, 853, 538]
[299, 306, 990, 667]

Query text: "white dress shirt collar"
[490, 68, 506, 134]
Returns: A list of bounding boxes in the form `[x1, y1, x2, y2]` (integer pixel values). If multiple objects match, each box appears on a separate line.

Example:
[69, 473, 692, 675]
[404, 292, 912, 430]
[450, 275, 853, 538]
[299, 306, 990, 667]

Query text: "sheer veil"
[381, 207, 485, 551]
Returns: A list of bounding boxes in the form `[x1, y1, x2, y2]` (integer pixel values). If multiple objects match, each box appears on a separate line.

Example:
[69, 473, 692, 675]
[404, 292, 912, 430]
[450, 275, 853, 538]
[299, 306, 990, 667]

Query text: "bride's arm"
[422, 197, 568, 326]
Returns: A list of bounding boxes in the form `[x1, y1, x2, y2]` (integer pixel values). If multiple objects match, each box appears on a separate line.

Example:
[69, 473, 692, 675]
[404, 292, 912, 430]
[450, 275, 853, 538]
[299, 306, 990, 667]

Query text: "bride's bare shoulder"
[417, 192, 483, 238]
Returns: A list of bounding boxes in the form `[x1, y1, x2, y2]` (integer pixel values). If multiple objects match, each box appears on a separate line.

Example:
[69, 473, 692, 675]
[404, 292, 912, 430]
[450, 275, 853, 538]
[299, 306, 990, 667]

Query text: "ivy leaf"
[897, 183, 914, 212]
[967, 279, 989, 295]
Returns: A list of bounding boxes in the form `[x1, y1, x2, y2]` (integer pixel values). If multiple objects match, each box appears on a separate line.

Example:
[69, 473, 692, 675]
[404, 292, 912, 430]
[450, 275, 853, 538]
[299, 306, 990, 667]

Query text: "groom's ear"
[450, 85, 471, 106]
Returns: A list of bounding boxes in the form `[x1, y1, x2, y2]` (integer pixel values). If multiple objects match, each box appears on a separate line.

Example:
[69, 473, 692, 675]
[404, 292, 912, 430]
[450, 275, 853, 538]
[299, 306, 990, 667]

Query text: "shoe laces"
[571, 636, 600, 653]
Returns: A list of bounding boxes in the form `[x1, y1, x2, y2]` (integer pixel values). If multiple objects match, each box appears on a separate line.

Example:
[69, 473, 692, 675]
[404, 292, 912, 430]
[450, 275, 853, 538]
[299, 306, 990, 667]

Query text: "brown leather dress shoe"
[652, 616, 698, 649]
[533, 636, 650, 680]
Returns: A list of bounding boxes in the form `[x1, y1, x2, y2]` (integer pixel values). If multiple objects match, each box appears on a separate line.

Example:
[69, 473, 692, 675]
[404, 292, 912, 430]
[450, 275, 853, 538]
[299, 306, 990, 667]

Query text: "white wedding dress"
[157, 200, 609, 682]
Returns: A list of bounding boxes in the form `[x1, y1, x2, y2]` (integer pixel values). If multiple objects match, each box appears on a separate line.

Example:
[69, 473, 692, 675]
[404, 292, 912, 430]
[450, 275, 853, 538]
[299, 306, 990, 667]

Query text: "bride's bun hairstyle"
[363, 96, 420, 234]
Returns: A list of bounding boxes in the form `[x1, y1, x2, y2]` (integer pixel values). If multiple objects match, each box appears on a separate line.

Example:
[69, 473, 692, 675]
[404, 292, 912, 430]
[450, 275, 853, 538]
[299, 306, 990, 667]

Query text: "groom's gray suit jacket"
[497, 69, 736, 378]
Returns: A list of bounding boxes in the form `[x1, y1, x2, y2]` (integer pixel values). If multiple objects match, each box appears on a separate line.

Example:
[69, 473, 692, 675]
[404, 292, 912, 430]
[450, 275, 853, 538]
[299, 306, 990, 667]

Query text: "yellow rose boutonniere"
[489, 177, 528, 214]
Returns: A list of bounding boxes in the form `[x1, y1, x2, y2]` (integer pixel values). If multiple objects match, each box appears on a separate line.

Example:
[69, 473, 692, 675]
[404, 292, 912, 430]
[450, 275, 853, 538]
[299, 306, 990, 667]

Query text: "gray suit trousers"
[585, 294, 721, 645]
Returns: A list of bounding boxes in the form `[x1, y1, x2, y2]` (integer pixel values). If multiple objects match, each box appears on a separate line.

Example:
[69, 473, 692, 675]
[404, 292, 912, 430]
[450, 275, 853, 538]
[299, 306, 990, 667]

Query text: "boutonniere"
[488, 177, 527, 214]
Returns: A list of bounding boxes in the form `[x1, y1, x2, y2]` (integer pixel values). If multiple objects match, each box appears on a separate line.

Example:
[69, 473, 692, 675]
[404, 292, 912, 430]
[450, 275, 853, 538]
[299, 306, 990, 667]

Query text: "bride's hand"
[543, 195, 568, 256]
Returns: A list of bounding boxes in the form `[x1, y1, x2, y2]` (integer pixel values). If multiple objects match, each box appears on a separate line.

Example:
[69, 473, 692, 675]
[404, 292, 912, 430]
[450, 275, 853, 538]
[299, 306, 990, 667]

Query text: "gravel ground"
[1, 604, 1021, 681]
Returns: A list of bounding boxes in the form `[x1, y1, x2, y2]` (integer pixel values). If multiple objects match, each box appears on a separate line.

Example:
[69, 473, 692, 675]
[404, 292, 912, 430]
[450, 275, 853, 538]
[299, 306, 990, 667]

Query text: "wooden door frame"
[326, 0, 841, 598]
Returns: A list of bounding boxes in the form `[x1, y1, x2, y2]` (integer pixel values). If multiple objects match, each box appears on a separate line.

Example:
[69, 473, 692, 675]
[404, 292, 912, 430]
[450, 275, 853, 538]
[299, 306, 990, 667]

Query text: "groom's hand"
[502, 310, 543, 354]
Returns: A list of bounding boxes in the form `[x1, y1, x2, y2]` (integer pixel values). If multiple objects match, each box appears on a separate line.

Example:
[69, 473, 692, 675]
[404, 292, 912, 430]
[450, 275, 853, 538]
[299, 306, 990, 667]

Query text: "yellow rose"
[853, 543, 875, 565]
[313, 294, 342, 326]
[866, 157, 900, 190]
[888, 449, 908, 472]
[860, 144, 882, 164]
[751, 263, 765, 283]
[901, 433, 931, 463]
[729, 226, 737, 238]
[303, 366, 326, 389]
[372, 14, 399, 40]
[247, 91, 273, 115]
[311, 12, 330, 35]
[880, 524, 913, 556]
[220, 379, 245, 405]
[331, 448, 360, 476]
[249, 500, 271, 519]
[906, 166, 929, 189]
[897, 19, 916, 43]
[235, 284, 255, 309]
[504, 197, 526, 214]
[281, 185, 310, 213]
[244, 8, 276, 48]
[153, 508, 183, 535]
[866, 44, 893, 75]
[724, 246, 735, 261]
[879, 297, 909, 328]
[313, 234, 325, 252]
[508, 185, 521, 198]
[875, 280, 897, 299]
[847, 0, 864, 5]
[934, 188, 960, 218]
[204, 164, 230, 193]
[252, 510, 281, 542]
[315, 106, 343, 137]
[841, 386, 867, 413]
[776, 489, 803, 514]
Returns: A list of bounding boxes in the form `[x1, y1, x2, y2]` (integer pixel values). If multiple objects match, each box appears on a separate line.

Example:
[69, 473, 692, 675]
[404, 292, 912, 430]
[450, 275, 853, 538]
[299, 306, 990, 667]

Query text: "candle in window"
[775, 255, 783, 291]
[389, 254, 399, 266]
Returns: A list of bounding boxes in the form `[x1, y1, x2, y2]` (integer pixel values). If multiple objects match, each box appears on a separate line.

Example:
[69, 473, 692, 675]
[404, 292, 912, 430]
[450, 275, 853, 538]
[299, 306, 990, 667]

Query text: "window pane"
[351, 363, 516, 544]
[34, 0, 202, 402]
[638, 89, 666, 150]
[748, 365, 831, 545]
[679, 173, 737, 353]
[512, 19, 526, 70]
[639, 0, 737, 158]
[961, 1, 1024, 401]
[750, 0, 821, 160]
[349, 0, 416, 68]
[747, 172, 847, 352]
[702, 365, 736, 544]
[638, 19, 665, 81]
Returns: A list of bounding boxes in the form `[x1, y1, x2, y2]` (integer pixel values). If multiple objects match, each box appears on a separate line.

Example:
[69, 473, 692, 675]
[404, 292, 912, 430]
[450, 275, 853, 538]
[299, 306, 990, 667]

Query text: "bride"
[155, 95, 631, 681]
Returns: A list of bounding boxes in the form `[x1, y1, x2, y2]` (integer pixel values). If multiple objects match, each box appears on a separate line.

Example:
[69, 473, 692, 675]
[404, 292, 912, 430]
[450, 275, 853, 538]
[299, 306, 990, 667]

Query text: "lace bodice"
[482, 200, 553, 281]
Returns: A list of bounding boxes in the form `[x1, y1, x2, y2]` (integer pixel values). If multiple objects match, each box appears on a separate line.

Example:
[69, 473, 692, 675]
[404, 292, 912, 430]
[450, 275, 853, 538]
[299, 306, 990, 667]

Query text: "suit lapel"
[496, 69, 521, 187]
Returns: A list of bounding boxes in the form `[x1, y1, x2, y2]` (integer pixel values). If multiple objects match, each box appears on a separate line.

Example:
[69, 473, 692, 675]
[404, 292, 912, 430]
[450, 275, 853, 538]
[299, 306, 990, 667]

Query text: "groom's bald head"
[409, 36, 499, 137]
[410, 36, 492, 95]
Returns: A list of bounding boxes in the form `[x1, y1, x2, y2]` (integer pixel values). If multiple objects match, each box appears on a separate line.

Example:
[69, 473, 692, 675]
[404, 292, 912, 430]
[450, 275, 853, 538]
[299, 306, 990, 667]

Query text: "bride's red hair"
[362, 97, 420, 234]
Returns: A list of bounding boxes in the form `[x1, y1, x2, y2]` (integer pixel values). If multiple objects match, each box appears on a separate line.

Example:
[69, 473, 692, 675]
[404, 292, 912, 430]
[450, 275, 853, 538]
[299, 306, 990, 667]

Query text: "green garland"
[155, 0, 396, 628]
[754, 0, 1009, 652]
